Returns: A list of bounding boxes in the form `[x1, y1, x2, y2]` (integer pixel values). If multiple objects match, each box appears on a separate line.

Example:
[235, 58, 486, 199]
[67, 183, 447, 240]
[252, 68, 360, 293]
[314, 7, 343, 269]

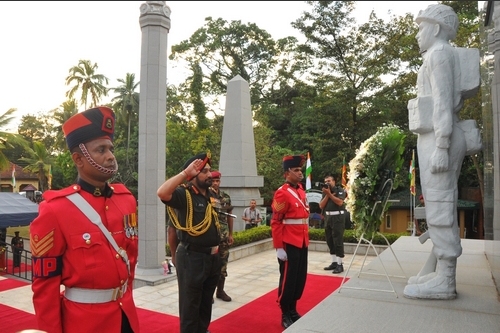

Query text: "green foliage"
[232, 226, 273, 247]
[308, 227, 402, 245]
[54, 151, 77, 188]
[346, 125, 406, 239]
[65, 59, 109, 109]
[0, 108, 29, 170]
[165, 226, 403, 255]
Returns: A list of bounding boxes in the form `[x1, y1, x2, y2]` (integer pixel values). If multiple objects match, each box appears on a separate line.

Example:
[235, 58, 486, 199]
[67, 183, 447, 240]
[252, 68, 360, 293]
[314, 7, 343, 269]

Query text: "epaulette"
[43, 186, 80, 202]
[110, 183, 132, 195]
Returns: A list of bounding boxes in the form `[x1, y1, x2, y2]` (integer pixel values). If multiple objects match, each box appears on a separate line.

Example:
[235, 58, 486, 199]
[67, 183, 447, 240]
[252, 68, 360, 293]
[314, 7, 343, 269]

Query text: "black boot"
[216, 276, 232, 302]
[289, 301, 301, 322]
[332, 263, 344, 274]
[323, 262, 337, 270]
[281, 305, 293, 329]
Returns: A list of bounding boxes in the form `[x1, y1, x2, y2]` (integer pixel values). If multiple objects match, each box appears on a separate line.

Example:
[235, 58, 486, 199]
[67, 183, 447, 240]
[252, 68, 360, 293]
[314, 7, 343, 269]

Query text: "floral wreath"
[345, 125, 405, 239]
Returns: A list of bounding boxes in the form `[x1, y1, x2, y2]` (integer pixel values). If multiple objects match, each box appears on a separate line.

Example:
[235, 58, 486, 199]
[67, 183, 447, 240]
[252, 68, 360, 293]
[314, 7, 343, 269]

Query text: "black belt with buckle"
[180, 242, 219, 255]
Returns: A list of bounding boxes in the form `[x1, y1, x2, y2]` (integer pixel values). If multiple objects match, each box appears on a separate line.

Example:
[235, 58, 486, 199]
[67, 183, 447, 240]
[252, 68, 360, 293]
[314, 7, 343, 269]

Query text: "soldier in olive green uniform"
[210, 170, 234, 302]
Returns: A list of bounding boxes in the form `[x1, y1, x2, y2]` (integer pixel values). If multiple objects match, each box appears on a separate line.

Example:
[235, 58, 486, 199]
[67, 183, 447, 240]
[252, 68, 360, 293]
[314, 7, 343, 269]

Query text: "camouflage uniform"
[212, 190, 232, 277]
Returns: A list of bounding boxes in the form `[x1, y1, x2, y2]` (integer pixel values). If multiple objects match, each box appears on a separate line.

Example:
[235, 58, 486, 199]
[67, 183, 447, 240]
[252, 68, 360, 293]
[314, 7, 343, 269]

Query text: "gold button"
[85, 240, 91, 245]
[105, 206, 109, 211]
[116, 254, 120, 259]
[119, 302, 123, 307]
[120, 280, 124, 284]
[73, 185, 78, 190]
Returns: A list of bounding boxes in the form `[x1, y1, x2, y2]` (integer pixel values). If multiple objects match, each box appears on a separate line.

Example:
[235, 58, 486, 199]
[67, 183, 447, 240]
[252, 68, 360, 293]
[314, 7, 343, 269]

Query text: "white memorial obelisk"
[219, 75, 264, 231]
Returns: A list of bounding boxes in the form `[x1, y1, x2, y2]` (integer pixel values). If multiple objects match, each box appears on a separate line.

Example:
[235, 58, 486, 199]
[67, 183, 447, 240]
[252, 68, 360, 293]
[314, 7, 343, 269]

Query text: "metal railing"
[0, 245, 33, 282]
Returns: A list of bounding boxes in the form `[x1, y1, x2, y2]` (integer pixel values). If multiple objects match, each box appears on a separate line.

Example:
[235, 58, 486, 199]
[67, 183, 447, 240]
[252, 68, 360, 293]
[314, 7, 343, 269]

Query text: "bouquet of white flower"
[345, 125, 405, 239]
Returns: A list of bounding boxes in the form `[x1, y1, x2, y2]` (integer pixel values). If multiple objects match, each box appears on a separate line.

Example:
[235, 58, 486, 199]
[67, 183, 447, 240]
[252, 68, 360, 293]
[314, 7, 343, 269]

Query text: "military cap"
[283, 155, 306, 171]
[182, 152, 211, 173]
[62, 106, 115, 151]
[211, 170, 221, 179]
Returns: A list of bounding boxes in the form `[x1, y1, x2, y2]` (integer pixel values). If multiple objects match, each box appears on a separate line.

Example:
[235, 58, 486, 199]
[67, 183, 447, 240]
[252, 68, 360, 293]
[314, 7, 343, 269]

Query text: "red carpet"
[0, 274, 345, 333]
[0, 277, 29, 291]
[0, 303, 38, 333]
[209, 273, 345, 333]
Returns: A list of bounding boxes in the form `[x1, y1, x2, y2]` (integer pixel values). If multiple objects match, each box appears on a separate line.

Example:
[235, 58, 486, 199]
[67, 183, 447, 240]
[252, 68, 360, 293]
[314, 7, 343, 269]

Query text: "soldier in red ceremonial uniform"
[30, 107, 140, 333]
[271, 155, 310, 329]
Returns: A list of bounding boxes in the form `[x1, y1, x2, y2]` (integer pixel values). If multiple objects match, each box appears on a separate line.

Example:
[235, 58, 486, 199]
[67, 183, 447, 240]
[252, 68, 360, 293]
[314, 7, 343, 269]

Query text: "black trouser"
[325, 214, 345, 258]
[13, 249, 22, 267]
[277, 242, 308, 313]
[176, 243, 221, 333]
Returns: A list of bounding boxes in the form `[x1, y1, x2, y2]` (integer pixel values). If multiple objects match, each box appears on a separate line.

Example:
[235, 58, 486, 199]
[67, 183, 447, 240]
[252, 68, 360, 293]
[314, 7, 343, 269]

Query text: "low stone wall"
[228, 239, 387, 262]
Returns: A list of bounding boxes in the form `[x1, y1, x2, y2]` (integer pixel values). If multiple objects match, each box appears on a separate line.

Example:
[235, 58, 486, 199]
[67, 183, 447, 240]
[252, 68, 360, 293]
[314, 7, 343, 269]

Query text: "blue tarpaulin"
[0, 192, 39, 227]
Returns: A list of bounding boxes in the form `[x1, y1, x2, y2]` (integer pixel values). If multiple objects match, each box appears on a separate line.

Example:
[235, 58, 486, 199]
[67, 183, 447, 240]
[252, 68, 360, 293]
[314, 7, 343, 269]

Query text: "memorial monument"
[219, 75, 264, 231]
[404, 4, 481, 299]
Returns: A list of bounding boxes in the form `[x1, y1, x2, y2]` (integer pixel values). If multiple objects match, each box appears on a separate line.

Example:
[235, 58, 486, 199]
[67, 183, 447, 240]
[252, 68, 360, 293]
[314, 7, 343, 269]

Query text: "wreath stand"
[338, 178, 407, 297]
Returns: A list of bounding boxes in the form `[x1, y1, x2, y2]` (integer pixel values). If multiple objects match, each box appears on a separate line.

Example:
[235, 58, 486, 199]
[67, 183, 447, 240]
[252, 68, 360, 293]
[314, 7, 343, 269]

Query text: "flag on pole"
[409, 150, 416, 196]
[11, 164, 16, 188]
[305, 152, 312, 191]
[341, 157, 347, 188]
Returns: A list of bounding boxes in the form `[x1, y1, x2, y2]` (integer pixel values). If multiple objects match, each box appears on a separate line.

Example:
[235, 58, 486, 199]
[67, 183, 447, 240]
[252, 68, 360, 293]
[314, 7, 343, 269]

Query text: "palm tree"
[65, 60, 109, 110]
[51, 99, 79, 150]
[0, 108, 29, 170]
[111, 73, 140, 165]
[19, 141, 52, 192]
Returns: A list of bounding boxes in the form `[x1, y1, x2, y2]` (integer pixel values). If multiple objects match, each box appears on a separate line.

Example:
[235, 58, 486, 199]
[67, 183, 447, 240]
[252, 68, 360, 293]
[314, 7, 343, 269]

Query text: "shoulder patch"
[31, 229, 55, 256]
[32, 256, 62, 278]
[272, 199, 286, 213]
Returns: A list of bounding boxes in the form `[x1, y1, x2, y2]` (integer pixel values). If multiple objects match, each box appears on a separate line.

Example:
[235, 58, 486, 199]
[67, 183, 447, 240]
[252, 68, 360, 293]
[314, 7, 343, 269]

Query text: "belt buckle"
[302, 218, 307, 224]
[210, 246, 219, 254]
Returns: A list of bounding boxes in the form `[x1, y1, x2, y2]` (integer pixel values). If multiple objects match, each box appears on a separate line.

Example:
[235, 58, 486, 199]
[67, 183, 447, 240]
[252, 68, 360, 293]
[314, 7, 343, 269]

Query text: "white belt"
[283, 218, 309, 225]
[325, 211, 344, 216]
[64, 284, 127, 303]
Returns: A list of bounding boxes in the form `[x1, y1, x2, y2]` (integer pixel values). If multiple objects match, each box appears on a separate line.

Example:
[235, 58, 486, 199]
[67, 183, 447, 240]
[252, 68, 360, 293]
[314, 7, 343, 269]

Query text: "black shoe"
[281, 313, 294, 329]
[323, 262, 337, 270]
[289, 310, 302, 322]
[332, 264, 344, 274]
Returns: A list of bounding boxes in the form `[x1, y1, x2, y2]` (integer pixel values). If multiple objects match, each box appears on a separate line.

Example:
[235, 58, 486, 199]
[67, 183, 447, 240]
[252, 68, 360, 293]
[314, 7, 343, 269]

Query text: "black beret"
[182, 152, 211, 171]
[62, 107, 115, 151]
[283, 155, 306, 171]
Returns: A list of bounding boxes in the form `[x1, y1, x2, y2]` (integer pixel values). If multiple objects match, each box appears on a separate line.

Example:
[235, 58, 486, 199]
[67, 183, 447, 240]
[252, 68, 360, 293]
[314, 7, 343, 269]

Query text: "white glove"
[276, 248, 287, 261]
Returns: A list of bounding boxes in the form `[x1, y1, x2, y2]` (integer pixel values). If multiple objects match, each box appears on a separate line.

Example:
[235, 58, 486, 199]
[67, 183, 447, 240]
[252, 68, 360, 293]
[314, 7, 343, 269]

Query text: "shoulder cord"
[66, 193, 130, 275]
[167, 189, 220, 236]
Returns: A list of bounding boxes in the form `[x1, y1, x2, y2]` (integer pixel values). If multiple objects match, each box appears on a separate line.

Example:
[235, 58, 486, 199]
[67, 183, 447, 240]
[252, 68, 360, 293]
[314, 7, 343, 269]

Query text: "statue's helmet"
[415, 4, 458, 40]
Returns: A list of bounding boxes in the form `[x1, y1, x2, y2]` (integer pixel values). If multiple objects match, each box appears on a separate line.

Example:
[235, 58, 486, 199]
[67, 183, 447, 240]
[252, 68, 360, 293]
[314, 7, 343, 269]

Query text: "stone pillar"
[136, 1, 170, 276]
[485, 0, 500, 296]
[219, 75, 264, 231]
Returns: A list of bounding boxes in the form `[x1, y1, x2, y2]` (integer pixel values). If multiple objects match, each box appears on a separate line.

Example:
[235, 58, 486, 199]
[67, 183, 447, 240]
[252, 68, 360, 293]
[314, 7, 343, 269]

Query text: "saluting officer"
[30, 107, 140, 333]
[271, 155, 310, 329]
[158, 153, 221, 333]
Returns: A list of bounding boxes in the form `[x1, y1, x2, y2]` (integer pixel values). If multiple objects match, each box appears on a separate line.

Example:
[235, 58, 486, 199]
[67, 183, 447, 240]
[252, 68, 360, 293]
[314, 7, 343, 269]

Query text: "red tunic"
[30, 184, 140, 333]
[271, 183, 310, 249]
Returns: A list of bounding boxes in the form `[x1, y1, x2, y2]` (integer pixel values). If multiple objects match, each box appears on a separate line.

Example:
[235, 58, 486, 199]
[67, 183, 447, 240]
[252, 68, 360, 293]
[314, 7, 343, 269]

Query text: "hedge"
[166, 226, 404, 256]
